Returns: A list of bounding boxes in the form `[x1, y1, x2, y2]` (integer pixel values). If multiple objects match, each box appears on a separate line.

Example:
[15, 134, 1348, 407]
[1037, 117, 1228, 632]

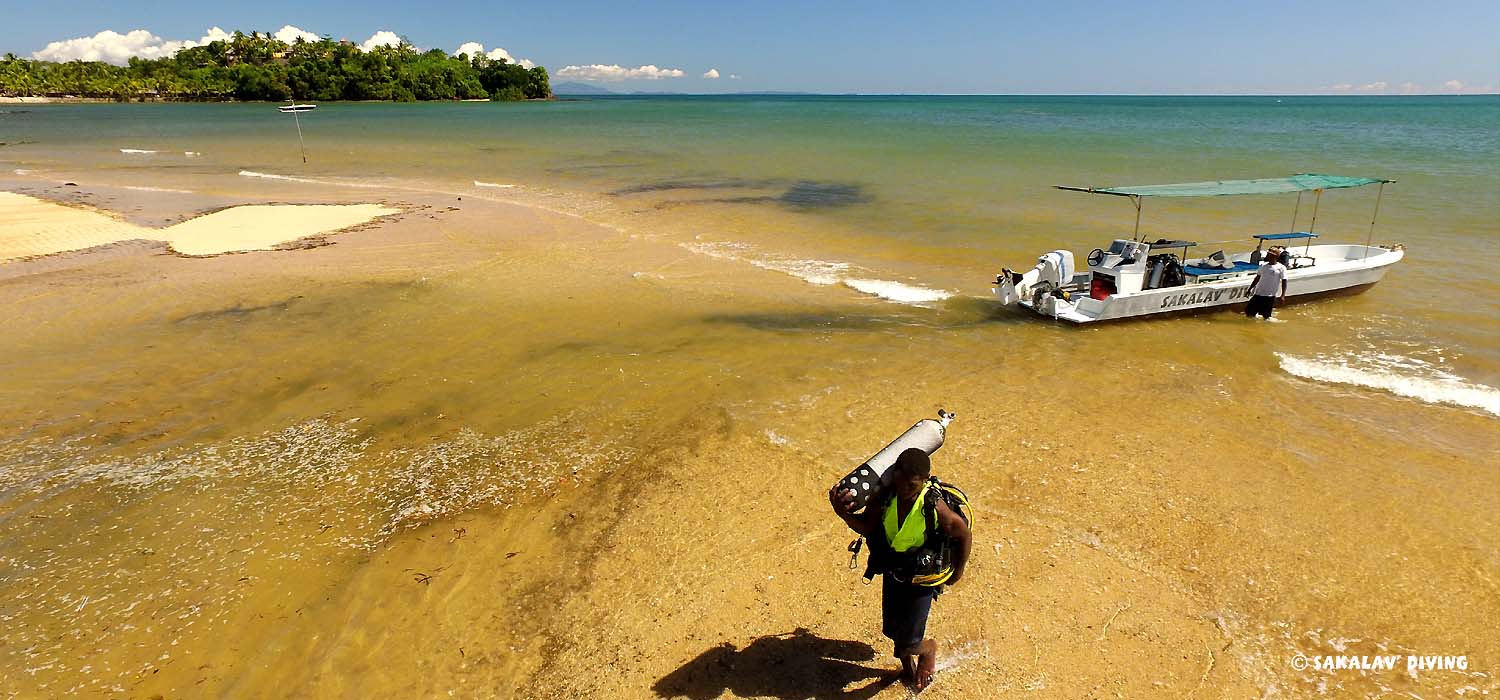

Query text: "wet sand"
[1, 179, 1496, 700]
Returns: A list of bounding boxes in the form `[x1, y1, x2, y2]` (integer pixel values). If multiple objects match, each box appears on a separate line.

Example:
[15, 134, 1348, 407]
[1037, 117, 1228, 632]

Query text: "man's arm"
[936, 501, 972, 585]
[1280, 274, 1288, 301]
[829, 485, 879, 537]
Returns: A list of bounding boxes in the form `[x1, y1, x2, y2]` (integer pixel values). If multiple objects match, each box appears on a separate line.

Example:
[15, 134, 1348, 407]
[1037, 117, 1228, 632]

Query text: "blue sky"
[6, 0, 1498, 94]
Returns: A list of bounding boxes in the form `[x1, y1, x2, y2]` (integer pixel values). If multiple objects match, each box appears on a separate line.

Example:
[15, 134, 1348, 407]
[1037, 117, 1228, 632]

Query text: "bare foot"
[915, 642, 937, 692]
[899, 656, 916, 683]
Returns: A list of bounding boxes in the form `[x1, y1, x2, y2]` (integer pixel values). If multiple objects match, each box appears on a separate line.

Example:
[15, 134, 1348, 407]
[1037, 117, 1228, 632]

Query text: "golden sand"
[0, 191, 396, 259]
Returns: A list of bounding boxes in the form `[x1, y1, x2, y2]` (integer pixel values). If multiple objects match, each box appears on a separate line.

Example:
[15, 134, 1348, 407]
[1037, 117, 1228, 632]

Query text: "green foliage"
[0, 32, 551, 102]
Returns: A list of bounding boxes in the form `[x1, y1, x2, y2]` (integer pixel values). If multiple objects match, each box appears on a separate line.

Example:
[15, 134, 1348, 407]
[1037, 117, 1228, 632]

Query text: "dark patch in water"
[778, 181, 869, 208]
[174, 296, 304, 323]
[616, 178, 870, 210]
[611, 177, 783, 196]
[703, 312, 912, 333]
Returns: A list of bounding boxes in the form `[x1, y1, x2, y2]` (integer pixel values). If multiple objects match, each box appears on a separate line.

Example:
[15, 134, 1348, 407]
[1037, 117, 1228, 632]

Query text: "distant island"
[0, 31, 551, 102]
[551, 81, 614, 96]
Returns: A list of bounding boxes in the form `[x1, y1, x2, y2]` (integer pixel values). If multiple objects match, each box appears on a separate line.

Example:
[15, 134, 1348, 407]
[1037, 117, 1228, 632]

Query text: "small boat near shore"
[278, 104, 317, 113]
[993, 174, 1404, 323]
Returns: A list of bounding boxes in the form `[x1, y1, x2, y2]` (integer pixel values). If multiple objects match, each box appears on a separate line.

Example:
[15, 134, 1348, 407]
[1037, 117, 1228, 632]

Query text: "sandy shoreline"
[0, 190, 398, 259]
[0, 175, 1495, 700]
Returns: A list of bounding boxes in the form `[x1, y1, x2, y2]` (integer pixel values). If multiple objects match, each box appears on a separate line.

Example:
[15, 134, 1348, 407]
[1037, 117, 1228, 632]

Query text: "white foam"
[1277, 352, 1500, 416]
[238, 170, 319, 184]
[13, 169, 32, 175]
[842, 278, 952, 305]
[473, 180, 514, 189]
[238, 170, 390, 190]
[748, 258, 849, 286]
[119, 149, 156, 154]
[122, 186, 193, 194]
[184, 151, 201, 157]
[679, 240, 948, 305]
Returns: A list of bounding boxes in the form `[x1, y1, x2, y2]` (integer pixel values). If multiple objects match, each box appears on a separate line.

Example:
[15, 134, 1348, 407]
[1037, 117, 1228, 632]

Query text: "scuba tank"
[834, 410, 954, 512]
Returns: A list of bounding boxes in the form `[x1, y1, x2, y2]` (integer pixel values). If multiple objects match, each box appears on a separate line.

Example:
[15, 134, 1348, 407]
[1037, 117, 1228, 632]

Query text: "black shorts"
[881, 575, 937, 657]
[1245, 294, 1276, 318]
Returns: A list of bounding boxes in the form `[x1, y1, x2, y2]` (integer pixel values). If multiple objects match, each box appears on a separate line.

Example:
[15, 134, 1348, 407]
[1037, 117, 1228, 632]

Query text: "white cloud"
[1358, 81, 1388, 93]
[1443, 79, 1464, 92]
[729, 74, 741, 80]
[32, 27, 231, 65]
[1399, 81, 1422, 94]
[274, 25, 319, 44]
[1329, 83, 1353, 92]
[702, 68, 720, 79]
[359, 31, 403, 52]
[556, 64, 685, 81]
[453, 41, 534, 68]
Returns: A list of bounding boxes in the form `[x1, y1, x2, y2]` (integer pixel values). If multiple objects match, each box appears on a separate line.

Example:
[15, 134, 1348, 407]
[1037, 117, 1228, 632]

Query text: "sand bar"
[0, 191, 397, 259]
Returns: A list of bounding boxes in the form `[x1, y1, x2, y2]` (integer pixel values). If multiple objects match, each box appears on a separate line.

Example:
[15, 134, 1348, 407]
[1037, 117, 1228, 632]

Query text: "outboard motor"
[994, 250, 1074, 305]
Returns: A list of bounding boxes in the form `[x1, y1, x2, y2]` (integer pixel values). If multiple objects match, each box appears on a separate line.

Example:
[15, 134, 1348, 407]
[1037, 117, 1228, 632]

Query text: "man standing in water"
[1245, 246, 1289, 319]
[829, 448, 971, 692]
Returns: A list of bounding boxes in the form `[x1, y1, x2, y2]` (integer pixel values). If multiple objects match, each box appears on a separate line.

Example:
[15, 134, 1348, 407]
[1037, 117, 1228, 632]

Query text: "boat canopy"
[1254, 232, 1319, 240]
[1056, 174, 1392, 198]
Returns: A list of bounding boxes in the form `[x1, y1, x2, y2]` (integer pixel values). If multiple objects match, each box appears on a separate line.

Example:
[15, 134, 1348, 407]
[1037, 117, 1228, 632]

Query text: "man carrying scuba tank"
[828, 448, 972, 692]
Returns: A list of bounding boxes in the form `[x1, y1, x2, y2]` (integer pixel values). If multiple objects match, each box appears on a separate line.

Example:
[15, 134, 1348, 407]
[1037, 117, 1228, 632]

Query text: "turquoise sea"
[6, 94, 1495, 383]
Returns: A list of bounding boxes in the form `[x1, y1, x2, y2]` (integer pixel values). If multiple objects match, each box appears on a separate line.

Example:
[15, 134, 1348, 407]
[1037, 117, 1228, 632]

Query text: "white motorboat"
[993, 174, 1404, 323]
[278, 104, 317, 113]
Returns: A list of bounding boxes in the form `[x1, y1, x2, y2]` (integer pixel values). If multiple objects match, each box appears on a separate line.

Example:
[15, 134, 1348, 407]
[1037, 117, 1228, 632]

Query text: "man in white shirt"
[1245, 247, 1288, 319]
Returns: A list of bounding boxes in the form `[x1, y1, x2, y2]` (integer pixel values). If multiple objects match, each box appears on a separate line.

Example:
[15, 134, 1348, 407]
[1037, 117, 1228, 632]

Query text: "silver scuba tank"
[835, 409, 954, 512]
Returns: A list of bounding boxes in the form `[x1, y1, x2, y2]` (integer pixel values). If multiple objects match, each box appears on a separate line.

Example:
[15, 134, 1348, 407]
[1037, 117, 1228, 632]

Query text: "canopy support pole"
[1307, 189, 1322, 236]
[1363, 182, 1385, 260]
[1289, 191, 1302, 232]
[1131, 195, 1143, 241]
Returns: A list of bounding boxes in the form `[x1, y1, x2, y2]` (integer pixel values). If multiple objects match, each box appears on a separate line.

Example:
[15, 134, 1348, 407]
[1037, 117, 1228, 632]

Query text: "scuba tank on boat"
[833, 410, 954, 513]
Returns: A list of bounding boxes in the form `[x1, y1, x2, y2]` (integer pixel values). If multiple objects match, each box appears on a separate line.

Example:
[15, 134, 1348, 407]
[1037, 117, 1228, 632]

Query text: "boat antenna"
[1363, 182, 1385, 260]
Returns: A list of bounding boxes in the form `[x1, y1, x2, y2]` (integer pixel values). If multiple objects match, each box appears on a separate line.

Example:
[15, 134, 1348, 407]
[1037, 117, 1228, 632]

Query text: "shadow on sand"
[653, 628, 898, 700]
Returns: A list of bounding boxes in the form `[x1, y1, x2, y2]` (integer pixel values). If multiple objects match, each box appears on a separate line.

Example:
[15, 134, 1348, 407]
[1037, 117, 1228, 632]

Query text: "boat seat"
[1182, 261, 1259, 277]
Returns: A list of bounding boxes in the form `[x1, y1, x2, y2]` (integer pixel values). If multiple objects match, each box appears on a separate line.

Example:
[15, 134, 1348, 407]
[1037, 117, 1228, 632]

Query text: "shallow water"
[1, 96, 1497, 698]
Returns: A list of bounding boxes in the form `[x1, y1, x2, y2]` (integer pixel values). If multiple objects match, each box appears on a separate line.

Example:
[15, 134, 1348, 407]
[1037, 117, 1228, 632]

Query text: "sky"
[4, 0, 1497, 94]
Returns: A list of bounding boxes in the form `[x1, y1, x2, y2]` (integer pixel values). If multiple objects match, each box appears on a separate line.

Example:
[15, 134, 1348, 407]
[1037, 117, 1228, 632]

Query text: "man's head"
[891, 448, 931, 502]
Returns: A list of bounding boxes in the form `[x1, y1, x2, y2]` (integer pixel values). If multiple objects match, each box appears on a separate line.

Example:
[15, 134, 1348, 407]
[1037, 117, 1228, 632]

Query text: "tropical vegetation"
[0, 31, 551, 101]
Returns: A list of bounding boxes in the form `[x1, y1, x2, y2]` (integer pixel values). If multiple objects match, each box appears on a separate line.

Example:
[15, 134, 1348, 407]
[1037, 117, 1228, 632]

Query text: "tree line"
[0, 31, 551, 102]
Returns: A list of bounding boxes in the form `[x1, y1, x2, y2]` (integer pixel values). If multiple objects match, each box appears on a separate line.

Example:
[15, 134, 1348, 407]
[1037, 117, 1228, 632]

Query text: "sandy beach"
[2, 159, 1495, 700]
[0, 190, 397, 259]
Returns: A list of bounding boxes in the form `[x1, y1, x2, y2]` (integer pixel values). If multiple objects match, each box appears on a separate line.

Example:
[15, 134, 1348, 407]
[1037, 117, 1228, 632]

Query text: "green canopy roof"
[1057, 173, 1393, 198]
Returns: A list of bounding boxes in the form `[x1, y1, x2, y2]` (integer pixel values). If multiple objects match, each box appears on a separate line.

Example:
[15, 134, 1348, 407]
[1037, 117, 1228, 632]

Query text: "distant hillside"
[552, 82, 614, 95]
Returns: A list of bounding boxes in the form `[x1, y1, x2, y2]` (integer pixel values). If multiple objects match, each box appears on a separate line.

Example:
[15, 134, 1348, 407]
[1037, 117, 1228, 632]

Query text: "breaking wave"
[119, 148, 157, 154]
[842, 278, 952, 304]
[678, 240, 949, 305]
[239, 169, 319, 184]
[1277, 352, 1500, 416]
[123, 185, 194, 194]
[473, 180, 515, 189]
